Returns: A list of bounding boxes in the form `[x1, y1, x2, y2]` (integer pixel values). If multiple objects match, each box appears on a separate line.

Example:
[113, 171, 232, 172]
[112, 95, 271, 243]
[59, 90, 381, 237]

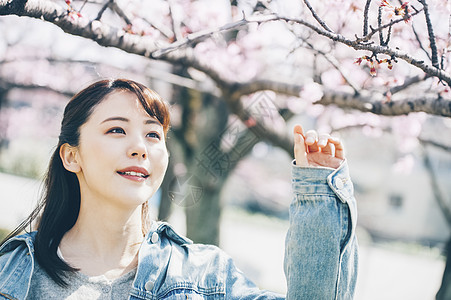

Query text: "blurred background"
[0, 0, 450, 299]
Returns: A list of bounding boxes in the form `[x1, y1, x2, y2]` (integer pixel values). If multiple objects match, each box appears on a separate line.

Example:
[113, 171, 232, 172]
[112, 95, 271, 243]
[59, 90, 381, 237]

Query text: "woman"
[0, 79, 358, 299]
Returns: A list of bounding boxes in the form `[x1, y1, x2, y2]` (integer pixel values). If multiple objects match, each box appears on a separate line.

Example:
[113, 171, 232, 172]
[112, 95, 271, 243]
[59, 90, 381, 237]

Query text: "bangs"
[110, 79, 170, 135]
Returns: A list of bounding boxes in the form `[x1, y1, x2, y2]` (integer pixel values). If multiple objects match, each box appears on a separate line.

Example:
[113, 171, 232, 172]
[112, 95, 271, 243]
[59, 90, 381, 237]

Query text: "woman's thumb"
[293, 125, 308, 167]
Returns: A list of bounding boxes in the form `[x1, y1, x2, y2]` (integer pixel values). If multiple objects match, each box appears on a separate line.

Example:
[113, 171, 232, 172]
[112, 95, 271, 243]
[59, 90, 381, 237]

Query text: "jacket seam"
[157, 283, 225, 298]
[0, 292, 17, 300]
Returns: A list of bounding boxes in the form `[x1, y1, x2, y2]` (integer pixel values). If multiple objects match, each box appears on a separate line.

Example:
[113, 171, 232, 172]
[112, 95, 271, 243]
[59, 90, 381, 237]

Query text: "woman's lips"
[117, 167, 149, 182]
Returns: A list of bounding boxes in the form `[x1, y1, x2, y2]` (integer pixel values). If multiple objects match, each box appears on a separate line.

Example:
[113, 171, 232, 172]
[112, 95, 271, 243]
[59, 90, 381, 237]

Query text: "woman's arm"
[284, 125, 358, 300]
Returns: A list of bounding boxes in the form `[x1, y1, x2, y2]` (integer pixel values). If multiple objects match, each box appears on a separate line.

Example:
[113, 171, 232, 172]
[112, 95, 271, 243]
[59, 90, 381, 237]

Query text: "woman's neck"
[59, 199, 144, 279]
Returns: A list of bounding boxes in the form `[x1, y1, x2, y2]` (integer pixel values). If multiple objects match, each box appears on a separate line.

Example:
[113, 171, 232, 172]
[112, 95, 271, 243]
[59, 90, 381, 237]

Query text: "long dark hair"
[0, 79, 170, 286]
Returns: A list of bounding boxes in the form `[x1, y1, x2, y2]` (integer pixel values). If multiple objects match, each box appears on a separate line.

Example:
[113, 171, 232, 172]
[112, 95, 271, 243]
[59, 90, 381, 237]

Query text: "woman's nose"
[127, 137, 147, 159]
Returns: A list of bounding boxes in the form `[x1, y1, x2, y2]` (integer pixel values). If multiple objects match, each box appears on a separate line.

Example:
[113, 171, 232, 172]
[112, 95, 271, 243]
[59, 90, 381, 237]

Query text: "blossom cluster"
[355, 55, 394, 76]
[380, 0, 412, 22]
[64, 0, 82, 20]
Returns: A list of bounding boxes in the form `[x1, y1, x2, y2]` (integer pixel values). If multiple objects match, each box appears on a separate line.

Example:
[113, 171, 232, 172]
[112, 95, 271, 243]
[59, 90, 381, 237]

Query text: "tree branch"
[1, 0, 451, 118]
[357, 8, 423, 43]
[419, 138, 451, 152]
[232, 79, 302, 98]
[152, 18, 248, 58]
[273, 14, 451, 86]
[1, 1, 448, 87]
[0, 0, 165, 57]
[302, 0, 332, 32]
[316, 90, 451, 117]
[388, 74, 429, 95]
[227, 78, 451, 118]
[0, 77, 74, 97]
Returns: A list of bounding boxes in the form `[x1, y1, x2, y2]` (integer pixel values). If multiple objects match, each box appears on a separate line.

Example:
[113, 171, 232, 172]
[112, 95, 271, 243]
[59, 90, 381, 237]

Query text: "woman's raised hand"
[293, 125, 344, 169]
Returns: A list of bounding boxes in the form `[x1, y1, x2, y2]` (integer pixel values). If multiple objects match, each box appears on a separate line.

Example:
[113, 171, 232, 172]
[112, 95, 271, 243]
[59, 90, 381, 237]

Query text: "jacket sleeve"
[223, 251, 285, 300]
[284, 160, 358, 300]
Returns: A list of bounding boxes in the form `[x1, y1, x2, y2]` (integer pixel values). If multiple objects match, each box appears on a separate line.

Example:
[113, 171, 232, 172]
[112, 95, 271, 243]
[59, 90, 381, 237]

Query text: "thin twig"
[141, 18, 173, 40]
[78, 0, 88, 12]
[302, 0, 333, 32]
[419, 0, 439, 69]
[167, 0, 182, 41]
[95, 0, 111, 21]
[412, 22, 432, 61]
[357, 8, 423, 43]
[384, 24, 392, 46]
[363, 0, 372, 36]
[110, 1, 131, 25]
[378, 6, 384, 46]
[300, 38, 361, 94]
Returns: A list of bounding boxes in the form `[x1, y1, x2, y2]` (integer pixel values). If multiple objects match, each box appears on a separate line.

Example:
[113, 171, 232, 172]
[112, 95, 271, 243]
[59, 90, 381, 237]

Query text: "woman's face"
[70, 90, 169, 209]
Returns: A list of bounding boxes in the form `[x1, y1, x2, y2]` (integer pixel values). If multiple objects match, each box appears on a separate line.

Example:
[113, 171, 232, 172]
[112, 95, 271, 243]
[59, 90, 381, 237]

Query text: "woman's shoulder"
[144, 222, 230, 265]
[0, 231, 36, 274]
[0, 231, 36, 299]
[147, 222, 225, 252]
[0, 231, 36, 255]
[137, 223, 235, 297]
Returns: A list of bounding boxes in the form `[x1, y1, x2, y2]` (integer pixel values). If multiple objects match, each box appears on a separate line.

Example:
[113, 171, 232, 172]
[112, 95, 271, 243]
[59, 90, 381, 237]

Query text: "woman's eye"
[146, 132, 161, 140]
[108, 128, 125, 134]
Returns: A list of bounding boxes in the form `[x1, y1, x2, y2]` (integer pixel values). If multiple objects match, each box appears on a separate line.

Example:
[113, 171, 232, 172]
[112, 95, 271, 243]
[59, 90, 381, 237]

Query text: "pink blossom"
[299, 81, 324, 103]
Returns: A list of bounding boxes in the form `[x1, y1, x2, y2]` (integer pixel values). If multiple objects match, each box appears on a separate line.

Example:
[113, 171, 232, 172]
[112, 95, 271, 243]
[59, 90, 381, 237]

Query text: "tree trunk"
[436, 236, 451, 300]
[0, 88, 9, 150]
[185, 180, 225, 245]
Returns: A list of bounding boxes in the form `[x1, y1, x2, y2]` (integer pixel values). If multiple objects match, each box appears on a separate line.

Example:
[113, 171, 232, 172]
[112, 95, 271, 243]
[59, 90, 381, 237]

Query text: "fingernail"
[306, 137, 314, 144]
[330, 136, 340, 142]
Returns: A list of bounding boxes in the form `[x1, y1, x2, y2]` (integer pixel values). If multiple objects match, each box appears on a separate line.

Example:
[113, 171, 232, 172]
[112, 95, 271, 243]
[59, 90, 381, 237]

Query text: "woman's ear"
[60, 143, 81, 173]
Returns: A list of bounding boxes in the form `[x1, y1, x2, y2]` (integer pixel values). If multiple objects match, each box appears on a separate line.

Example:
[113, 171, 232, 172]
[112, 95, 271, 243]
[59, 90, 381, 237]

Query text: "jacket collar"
[0, 231, 36, 254]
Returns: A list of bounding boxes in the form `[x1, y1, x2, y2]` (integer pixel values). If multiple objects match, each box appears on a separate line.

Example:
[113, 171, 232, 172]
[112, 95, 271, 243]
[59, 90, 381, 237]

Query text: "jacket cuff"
[291, 159, 354, 204]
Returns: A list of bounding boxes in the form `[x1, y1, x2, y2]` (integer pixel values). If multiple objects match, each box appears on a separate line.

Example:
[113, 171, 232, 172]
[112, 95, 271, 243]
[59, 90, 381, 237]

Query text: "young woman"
[0, 79, 358, 299]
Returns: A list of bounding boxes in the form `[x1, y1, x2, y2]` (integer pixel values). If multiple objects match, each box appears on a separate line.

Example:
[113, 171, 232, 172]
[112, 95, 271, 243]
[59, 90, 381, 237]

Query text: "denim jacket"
[0, 161, 358, 299]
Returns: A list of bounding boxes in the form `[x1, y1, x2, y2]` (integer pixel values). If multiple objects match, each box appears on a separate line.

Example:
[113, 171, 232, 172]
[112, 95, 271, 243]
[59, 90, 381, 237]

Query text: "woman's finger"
[328, 136, 345, 160]
[305, 130, 319, 153]
[293, 125, 308, 167]
[319, 134, 334, 155]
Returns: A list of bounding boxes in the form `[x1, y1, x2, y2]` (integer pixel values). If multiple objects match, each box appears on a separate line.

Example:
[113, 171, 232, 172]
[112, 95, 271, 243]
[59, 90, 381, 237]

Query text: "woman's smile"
[117, 166, 150, 182]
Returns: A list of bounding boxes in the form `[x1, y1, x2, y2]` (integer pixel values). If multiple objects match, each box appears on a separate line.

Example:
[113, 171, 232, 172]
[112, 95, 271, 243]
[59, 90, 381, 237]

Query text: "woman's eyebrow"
[101, 116, 161, 126]
[101, 116, 129, 124]
[145, 119, 162, 126]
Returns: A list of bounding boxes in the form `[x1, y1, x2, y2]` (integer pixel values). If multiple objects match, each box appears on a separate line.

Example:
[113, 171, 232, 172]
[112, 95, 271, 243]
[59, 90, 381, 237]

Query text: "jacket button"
[151, 232, 159, 244]
[145, 281, 154, 291]
[335, 178, 344, 189]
